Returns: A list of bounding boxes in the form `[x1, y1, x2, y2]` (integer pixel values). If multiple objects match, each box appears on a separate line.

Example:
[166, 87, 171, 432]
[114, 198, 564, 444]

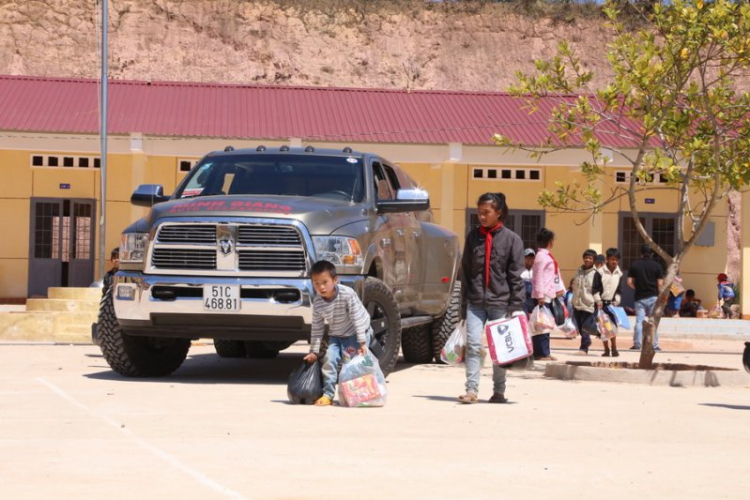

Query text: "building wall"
[0, 133, 736, 308]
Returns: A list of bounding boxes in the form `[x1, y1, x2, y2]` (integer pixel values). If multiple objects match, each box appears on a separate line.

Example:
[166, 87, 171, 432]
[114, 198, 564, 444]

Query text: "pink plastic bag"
[485, 315, 533, 366]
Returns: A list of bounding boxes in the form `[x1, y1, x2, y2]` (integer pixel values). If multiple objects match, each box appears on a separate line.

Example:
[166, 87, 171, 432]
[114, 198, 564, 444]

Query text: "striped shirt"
[310, 285, 370, 354]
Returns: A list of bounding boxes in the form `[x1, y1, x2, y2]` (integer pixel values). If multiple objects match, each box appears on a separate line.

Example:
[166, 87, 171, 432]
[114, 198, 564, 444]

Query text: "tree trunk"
[638, 259, 680, 369]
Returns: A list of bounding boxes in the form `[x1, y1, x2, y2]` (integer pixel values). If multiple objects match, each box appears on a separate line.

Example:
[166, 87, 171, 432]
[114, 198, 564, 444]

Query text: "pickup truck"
[97, 146, 461, 377]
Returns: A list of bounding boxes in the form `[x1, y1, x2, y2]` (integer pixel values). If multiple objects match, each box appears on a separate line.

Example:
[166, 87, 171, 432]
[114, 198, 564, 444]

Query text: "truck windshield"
[176, 154, 365, 203]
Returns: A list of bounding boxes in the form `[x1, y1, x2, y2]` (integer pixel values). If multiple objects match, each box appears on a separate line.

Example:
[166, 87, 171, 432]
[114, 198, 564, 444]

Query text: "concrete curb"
[544, 361, 750, 387]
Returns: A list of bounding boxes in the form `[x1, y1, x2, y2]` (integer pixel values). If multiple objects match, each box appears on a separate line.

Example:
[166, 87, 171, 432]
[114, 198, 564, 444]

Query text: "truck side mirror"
[131, 184, 170, 207]
[377, 188, 430, 213]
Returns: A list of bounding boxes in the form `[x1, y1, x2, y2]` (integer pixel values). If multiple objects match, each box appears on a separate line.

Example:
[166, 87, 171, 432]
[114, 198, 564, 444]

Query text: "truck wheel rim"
[367, 301, 390, 358]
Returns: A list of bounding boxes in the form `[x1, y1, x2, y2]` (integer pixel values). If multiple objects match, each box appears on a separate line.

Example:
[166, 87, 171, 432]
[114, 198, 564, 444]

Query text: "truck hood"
[149, 195, 366, 235]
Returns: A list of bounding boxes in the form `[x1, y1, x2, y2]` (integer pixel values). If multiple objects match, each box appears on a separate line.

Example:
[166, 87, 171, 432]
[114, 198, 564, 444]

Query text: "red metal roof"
[0, 75, 640, 147]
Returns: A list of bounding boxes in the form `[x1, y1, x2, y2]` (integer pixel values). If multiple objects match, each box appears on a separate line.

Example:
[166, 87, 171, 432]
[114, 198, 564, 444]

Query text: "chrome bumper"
[112, 271, 366, 339]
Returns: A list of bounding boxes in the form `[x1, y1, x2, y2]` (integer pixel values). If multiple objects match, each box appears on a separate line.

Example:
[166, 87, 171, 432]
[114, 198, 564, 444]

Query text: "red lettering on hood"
[169, 199, 291, 214]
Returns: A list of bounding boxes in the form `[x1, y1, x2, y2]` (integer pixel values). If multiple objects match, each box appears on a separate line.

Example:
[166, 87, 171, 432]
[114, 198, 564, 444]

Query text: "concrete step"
[658, 317, 750, 338]
[0, 311, 97, 343]
[47, 287, 103, 301]
[26, 298, 100, 313]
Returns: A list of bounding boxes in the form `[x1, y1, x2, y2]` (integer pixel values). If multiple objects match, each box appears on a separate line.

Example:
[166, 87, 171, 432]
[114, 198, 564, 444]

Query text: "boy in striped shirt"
[303, 260, 371, 406]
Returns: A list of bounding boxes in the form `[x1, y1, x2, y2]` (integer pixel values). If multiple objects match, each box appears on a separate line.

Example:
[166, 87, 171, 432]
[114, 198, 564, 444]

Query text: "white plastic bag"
[708, 303, 725, 319]
[440, 321, 467, 365]
[530, 305, 556, 334]
[337, 354, 387, 407]
[558, 315, 578, 339]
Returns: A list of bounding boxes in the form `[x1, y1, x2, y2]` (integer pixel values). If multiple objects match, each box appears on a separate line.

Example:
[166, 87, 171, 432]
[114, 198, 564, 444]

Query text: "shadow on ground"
[412, 394, 518, 404]
[700, 403, 750, 411]
[85, 351, 420, 385]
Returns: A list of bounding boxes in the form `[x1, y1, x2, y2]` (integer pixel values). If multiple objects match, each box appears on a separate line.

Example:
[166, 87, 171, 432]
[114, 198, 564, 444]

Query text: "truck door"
[371, 161, 406, 304]
[376, 162, 420, 308]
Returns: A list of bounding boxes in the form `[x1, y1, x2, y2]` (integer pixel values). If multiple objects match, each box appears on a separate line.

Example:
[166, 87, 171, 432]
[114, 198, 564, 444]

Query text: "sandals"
[457, 392, 478, 404]
[314, 395, 333, 406]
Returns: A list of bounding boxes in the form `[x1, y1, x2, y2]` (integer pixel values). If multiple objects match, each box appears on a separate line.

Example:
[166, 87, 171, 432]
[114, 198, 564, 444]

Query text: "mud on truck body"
[98, 146, 461, 377]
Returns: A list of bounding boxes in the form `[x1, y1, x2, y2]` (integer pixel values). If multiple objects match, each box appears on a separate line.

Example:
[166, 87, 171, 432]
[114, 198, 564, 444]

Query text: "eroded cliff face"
[0, 0, 616, 90]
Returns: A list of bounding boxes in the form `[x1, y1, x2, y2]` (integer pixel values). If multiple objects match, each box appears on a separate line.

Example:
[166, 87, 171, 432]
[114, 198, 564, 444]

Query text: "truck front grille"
[157, 225, 217, 243]
[149, 222, 308, 276]
[238, 250, 306, 271]
[238, 226, 301, 247]
[152, 249, 217, 269]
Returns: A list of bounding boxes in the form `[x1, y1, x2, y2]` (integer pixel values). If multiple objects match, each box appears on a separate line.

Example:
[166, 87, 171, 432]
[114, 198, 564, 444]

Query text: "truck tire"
[431, 282, 461, 363]
[401, 325, 433, 364]
[214, 340, 246, 358]
[244, 341, 280, 359]
[98, 290, 191, 377]
[364, 277, 401, 377]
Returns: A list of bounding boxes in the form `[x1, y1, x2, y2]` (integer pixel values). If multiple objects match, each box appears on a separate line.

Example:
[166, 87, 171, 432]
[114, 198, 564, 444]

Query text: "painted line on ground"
[36, 377, 245, 499]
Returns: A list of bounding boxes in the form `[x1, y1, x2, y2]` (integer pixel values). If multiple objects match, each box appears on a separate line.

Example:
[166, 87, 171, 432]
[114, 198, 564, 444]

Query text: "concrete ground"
[1, 340, 749, 500]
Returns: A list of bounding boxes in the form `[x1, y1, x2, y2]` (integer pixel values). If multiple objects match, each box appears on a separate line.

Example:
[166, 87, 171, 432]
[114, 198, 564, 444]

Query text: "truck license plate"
[203, 285, 241, 312]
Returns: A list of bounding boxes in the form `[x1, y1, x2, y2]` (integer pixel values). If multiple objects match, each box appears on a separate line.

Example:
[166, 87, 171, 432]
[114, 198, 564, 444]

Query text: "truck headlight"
[312, 236, 363, 271]
[120, 233, 150, 263]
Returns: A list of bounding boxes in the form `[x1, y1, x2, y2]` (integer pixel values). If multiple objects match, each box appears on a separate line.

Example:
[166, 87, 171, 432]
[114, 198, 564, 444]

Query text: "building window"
[471, 167, 542, 182]
[618, 214, 676, 271]
[178, 159, 199, 173]
[30, 154, 101, 169]
[466, 209, 545, 251]
[614, 170, 667, 184]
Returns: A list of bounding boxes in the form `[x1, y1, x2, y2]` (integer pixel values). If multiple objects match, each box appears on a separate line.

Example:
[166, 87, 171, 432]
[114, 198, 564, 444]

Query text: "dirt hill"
[0, 0, 617, 90]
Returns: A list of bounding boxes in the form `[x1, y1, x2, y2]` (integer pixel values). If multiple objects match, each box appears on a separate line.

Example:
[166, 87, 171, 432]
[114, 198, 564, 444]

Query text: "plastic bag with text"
[485, 314, 533, 366]
[440, 321, 467, 365]
[338, 354, 388, 407]
[287, 361, 323, 405]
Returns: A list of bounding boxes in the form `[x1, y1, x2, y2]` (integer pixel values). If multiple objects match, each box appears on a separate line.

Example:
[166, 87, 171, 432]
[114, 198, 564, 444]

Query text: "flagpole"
[99, 0, 108, 280]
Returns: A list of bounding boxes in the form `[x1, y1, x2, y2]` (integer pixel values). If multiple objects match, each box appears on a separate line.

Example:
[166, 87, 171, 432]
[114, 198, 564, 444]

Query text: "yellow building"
[0, 76, 740, 315]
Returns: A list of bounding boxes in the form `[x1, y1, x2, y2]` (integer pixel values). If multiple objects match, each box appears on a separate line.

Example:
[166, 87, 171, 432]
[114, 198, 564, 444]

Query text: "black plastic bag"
[287, 361, 323, 405]
[581, 314, 600, 338]
[548, 297, 567, 326]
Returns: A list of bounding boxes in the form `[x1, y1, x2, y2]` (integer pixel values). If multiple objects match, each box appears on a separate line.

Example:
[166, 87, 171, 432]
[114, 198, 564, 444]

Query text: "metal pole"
[98, 0, 108, 281]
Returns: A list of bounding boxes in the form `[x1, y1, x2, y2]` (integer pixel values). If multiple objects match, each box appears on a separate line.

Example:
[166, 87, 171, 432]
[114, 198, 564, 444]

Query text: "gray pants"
[465, 305, 507, 395]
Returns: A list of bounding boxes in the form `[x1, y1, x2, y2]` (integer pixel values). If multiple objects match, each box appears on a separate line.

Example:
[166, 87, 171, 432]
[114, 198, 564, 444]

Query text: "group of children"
[523, 241, 624, 358]
[301, 190, 736, 406]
